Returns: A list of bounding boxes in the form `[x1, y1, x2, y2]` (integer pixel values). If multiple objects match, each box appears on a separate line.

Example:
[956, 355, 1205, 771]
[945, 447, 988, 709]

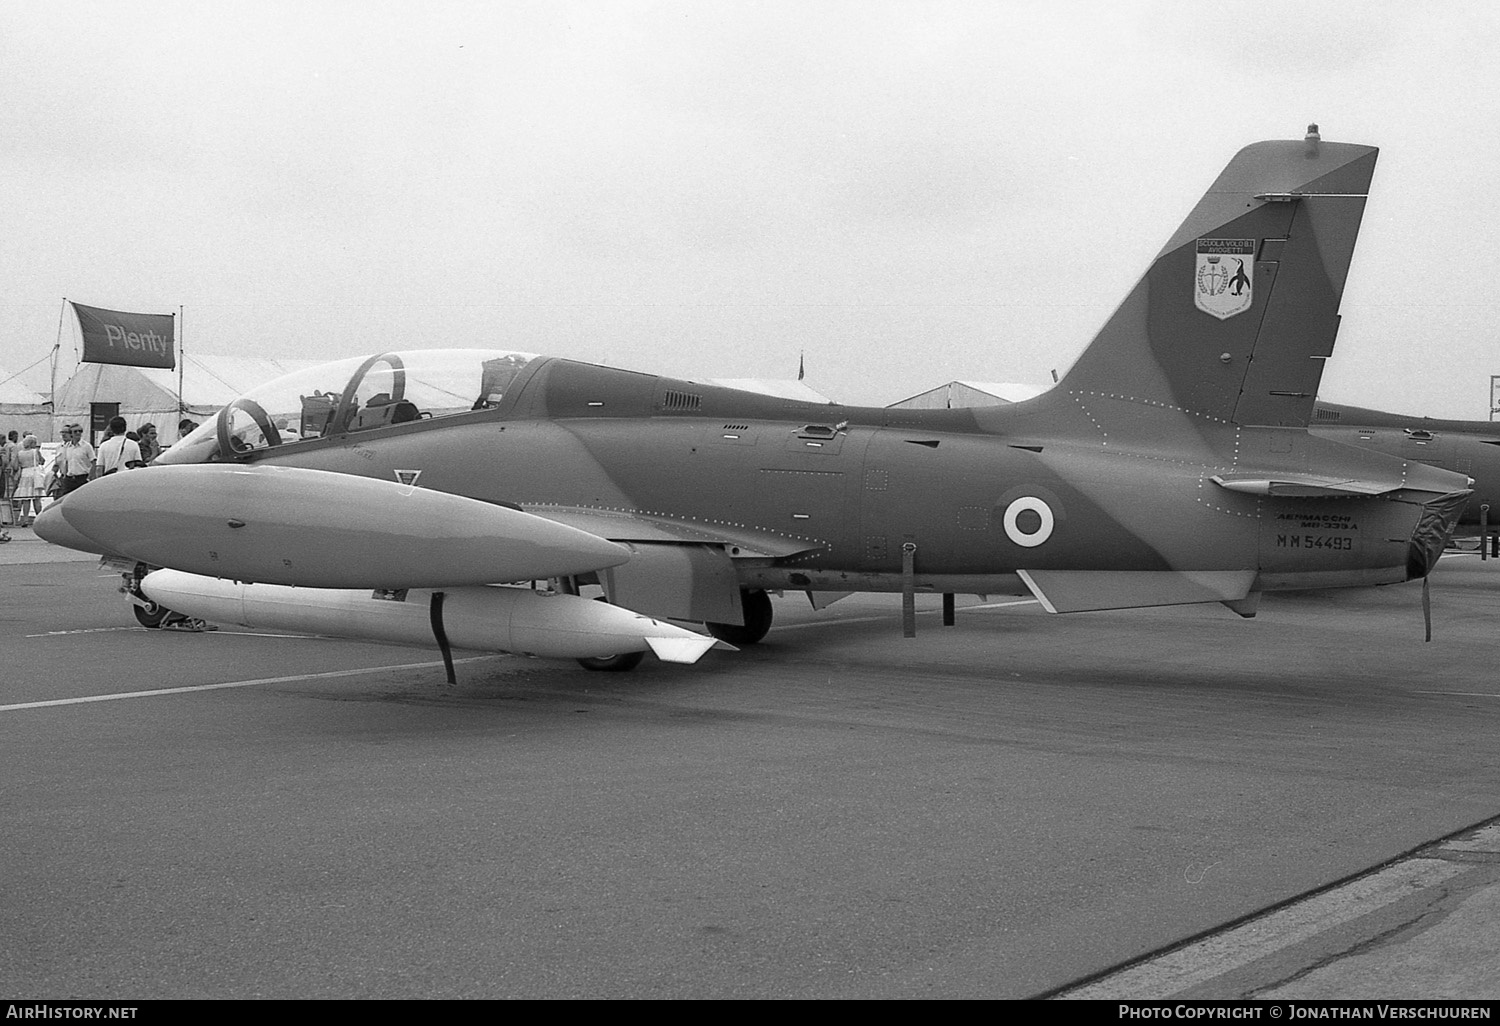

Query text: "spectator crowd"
[2, 417, 189, 528]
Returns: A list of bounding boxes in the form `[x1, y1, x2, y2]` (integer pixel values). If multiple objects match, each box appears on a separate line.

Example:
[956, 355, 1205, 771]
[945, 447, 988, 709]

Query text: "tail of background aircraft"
[1058, 126, 1376, 430]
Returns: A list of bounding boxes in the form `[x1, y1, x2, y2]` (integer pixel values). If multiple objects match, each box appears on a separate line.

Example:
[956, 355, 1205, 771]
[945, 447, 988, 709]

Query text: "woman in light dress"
[11, 435, 47, 525]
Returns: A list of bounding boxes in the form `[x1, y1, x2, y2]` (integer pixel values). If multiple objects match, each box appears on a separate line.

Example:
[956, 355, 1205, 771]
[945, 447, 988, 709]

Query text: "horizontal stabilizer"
[1017, 569, 1257, 613]
[1211, 472, 1393, 497]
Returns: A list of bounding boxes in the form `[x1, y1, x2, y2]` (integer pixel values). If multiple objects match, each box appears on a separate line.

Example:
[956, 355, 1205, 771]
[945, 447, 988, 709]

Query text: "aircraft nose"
[32, 500, 112, 555]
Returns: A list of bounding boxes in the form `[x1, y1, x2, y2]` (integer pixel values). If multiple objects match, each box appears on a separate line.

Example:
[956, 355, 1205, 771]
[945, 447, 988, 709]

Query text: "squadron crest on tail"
[1194, 239, 1256, 320]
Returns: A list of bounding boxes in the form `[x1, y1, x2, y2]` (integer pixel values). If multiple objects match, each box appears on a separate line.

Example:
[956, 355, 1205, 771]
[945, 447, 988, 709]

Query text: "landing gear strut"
[121, 563, 171, 628]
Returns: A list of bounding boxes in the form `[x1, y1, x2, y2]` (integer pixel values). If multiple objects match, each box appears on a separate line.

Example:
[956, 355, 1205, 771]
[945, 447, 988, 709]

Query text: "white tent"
[0, 365, 50, 439]
[888, 380, 1046, 410]
[51, 354, 320, 443]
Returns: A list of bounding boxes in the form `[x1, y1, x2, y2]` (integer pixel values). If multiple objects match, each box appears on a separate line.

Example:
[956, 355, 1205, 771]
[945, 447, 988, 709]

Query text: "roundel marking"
[1003, 496, 1054, 548]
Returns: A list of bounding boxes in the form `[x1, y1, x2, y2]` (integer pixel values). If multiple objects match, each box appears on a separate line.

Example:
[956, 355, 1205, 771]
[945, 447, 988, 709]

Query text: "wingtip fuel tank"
[31, 502, 112, 555]
[55, 464, 630, 588]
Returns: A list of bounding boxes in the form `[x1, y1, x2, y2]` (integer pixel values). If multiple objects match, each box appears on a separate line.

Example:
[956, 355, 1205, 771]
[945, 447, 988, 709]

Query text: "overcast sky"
[3, 0, 1498, 413]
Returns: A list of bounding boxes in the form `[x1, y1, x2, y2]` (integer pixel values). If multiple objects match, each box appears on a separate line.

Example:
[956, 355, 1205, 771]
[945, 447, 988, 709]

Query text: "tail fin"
[1058, 128, 1377, 428]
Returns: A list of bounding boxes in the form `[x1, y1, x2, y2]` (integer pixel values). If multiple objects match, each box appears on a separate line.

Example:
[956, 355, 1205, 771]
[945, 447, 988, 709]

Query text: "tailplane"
[1058, 126, 1376, 428]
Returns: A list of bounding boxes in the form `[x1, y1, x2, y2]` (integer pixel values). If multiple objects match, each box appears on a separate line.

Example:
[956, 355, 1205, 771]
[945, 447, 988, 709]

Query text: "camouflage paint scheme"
[40, 132, 1474, 649]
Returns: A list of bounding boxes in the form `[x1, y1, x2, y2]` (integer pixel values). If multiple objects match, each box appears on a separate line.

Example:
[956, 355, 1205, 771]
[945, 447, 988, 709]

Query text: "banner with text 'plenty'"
[72, 302, 176, 369]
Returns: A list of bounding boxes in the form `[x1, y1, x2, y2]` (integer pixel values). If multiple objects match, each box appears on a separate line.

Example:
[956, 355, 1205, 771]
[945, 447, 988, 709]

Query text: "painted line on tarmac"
[216, 630, 342, 640]
[27, 626, 145, 637]
[29, 626, 344, 639]
[1054, 857, 1469, 999]
[1415, 690, 1500, 698]
[775, 598, 1039, 632]
[0, 657, 497, 714]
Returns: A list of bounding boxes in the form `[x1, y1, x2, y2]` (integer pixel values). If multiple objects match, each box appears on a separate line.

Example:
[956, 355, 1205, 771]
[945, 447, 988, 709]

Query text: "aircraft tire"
[133, 602, 170, 629]
[706, 588, 773, 646]
[577, 651, 646, 672]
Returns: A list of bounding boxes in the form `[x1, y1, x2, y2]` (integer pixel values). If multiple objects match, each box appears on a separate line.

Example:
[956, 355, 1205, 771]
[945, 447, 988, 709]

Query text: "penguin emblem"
[1228, 258, 1251, 297]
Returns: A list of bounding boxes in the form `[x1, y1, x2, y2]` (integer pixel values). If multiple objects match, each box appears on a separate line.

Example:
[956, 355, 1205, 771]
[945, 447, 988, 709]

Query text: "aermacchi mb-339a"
[37, 128, 1473, 673]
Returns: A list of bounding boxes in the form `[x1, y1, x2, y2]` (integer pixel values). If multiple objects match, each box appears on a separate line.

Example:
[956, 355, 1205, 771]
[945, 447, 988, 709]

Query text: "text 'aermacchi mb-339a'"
[37, 127, 1473, 674]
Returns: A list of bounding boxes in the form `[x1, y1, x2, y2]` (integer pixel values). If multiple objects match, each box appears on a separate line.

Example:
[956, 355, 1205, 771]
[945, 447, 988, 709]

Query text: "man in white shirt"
[95, 416, 142, 477]
[54, 423, 96, 495]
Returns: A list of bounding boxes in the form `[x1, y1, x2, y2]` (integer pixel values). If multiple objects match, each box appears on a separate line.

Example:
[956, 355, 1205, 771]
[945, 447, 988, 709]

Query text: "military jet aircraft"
[1310, 401, 1500, 533]
[36, 128, 1473, 672]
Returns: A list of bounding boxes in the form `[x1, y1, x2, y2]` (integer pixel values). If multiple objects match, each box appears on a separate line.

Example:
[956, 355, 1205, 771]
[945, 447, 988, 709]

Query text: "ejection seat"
[349, 392, 421, 431]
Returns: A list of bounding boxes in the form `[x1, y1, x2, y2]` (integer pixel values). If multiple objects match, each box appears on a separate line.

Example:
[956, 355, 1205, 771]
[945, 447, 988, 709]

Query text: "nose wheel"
[122, 564, 172, 629]
[132, 600, 170, 629]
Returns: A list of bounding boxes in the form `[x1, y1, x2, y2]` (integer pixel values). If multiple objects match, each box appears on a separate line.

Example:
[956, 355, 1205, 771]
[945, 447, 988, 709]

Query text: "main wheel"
[133, 602, 170, 629]
[705, 588, 773, 646]
[577, 651, 646, 672]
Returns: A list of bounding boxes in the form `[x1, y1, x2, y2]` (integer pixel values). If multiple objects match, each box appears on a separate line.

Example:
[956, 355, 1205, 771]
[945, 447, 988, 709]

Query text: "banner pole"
[178, 305, 185, 416]
[52, 299, 68, 442]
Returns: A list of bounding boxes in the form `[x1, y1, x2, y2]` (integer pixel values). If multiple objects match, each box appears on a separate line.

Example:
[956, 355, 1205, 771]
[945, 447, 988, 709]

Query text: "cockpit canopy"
[159, 349, 541, 465]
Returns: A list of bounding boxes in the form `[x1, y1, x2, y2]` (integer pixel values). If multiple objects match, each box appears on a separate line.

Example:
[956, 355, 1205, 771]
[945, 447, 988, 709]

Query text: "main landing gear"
[576, 594, 649, 672]
[575, 588, 773, 671]
[705, 588, 773, 647]
[577, 651, 647, 673]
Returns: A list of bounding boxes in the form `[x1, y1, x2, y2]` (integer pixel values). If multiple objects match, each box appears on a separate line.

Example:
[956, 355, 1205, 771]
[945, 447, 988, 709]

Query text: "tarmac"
[3, 523, 1500, 1000]
[0, 521, 97, 565]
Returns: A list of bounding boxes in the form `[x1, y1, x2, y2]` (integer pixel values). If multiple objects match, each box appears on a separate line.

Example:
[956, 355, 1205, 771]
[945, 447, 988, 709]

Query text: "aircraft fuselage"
[237, 358, 1437, 597]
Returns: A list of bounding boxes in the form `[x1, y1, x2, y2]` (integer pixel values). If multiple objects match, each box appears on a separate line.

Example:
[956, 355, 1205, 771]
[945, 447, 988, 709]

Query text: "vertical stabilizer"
[1058, 128, 1376, 428]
